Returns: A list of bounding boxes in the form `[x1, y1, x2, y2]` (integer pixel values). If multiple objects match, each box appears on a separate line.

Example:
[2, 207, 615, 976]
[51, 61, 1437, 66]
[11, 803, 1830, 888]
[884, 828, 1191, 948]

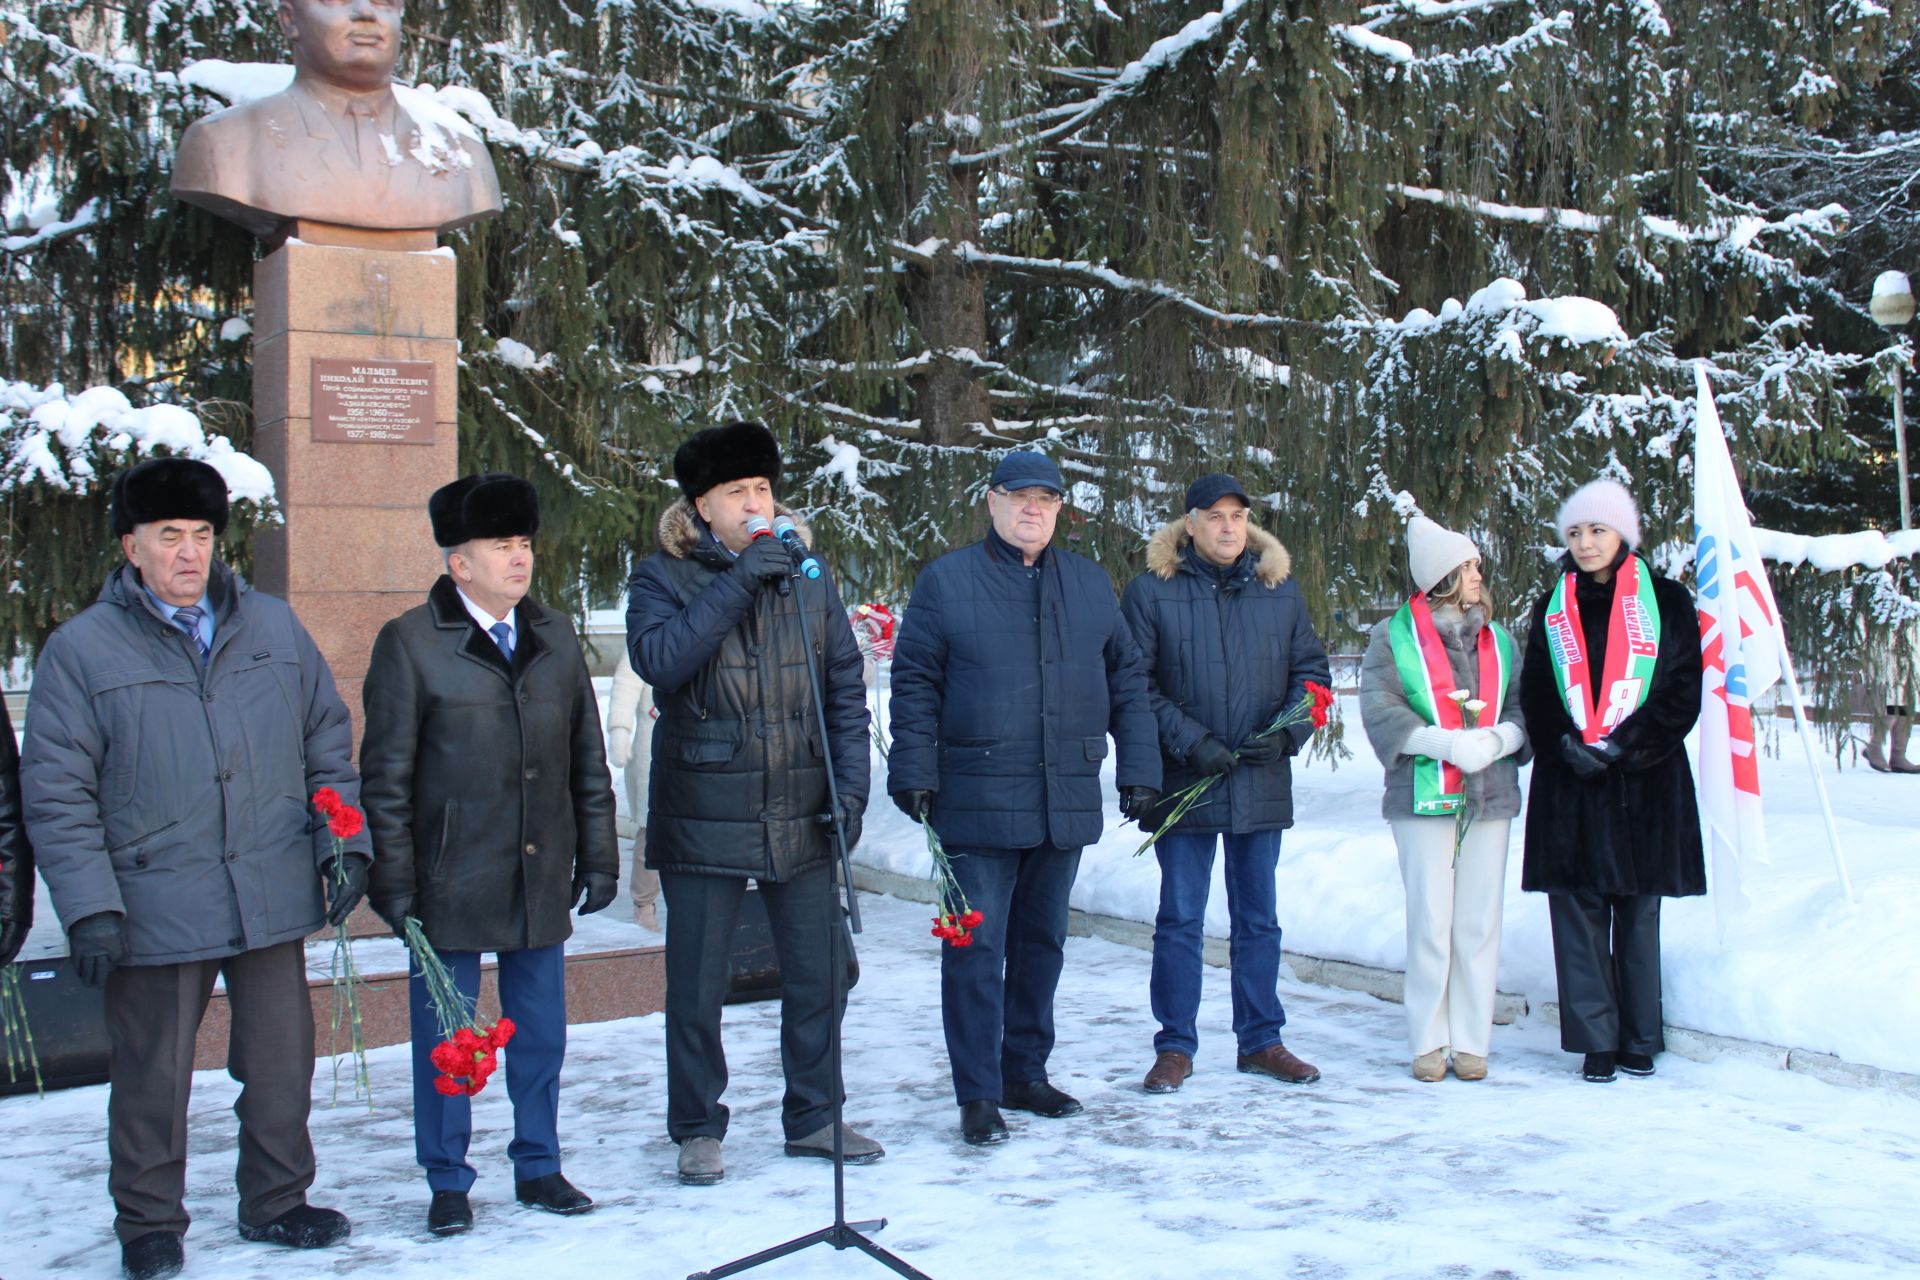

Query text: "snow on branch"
[1754, 527, 1920, 571]
[1391, 184, 1848, 252]
[953, 0, 1251, 167]
[1362, 0, 1527, 21]
[1, 381, 276, 507]
[0, 198, 100, 255]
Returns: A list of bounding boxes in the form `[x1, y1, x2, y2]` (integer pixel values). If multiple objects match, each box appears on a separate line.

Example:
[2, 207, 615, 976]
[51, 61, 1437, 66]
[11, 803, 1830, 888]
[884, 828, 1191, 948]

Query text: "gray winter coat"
[1358, 603, 1530, 822]
[22, 562, 369, 965]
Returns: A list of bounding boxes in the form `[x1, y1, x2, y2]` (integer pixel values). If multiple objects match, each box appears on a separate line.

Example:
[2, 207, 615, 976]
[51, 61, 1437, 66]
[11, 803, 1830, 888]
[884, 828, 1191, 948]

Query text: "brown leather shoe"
[1143, 1051, 1192, 1094]
[1236, 1043, 1321, 1084]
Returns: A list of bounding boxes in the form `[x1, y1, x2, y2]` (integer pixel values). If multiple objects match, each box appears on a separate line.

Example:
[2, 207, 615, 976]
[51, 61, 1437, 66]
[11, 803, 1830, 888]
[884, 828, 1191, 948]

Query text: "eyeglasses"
[993, 486, 1064, 510]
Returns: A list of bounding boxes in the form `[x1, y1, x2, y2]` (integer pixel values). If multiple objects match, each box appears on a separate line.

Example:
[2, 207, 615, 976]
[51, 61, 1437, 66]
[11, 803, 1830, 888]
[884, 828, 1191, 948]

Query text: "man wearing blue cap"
[1120, 473, 1331, 1095]
[888, 450, 1161, 1145]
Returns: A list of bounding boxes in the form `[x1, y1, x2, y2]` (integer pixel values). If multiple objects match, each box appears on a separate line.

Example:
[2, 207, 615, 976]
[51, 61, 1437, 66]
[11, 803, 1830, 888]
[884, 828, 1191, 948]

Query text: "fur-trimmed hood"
[1145, 519, 1291, 586]
[657, 497, 813, 559]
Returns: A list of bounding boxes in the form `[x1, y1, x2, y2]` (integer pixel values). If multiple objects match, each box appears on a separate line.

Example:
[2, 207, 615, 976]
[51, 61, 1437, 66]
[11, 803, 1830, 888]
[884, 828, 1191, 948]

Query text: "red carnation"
[328, 806, 364, 840]
[430, 1042, 467, 1075]
[951, 933, 974, 948]
[489, 1017, 517, 1048]
[961, 910, 984, 928]
[433, 1074, 464, 1097]
[453, 1026, 484, 1052]
[312, 787, 343, 818]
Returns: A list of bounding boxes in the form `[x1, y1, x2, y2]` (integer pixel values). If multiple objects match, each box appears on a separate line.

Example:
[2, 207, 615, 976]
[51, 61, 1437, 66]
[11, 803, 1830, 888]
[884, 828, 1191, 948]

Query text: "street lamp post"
[1871, 270, 1915, 531]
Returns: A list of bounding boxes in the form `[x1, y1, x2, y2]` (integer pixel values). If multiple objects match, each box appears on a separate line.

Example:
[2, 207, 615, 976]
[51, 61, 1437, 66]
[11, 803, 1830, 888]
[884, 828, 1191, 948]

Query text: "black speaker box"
[1, 957, 109, 1096]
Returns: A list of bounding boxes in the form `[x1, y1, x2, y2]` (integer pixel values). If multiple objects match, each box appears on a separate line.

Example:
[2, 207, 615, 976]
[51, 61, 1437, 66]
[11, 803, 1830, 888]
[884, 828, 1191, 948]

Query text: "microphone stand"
[689, 552, 932, 1280]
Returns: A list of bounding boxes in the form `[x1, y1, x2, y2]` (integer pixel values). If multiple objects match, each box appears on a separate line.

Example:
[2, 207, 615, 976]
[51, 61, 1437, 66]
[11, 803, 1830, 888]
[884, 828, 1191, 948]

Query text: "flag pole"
[1771, 630, 1855, 903]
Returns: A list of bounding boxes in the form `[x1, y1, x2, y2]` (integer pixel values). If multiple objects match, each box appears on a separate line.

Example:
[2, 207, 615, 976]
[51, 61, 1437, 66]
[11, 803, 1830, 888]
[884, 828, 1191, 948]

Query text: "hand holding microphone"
[771, 516, 822, 581]
[734, 517, 792, 594]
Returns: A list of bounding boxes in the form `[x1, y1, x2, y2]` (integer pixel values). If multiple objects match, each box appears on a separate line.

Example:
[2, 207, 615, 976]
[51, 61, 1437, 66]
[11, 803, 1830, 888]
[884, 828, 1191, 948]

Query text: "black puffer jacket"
[887, 529, 1160, 851]
[362, 576, 619, 952]
[1120, 520, 1331, 834]
[0, 699, 33, 961]
[1520, 554, 1706, 898]
[625, 502, 870, 882]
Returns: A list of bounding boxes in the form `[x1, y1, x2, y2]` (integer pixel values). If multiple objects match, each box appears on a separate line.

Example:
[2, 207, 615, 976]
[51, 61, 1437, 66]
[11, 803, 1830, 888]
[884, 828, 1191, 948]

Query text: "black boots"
[960, 1100, 1010, 1145]
[236, 1204, 351, 1249]
[1582, 1052, 1618, 1083]
[428, 1190, 473, 1237]
[1001, 1080, 1084, 1117]
[121, 1232, 183, 1280]
[515, 1172, 595, 1215]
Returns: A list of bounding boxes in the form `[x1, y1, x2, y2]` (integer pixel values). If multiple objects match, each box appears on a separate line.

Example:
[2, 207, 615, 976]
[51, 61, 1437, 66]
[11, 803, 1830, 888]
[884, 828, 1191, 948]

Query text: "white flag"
[1692, 364, 1786, 926]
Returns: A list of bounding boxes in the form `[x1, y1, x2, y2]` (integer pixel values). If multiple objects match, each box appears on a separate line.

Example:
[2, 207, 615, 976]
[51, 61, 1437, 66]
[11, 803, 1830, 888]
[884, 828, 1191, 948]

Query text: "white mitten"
[608, 727, 633, 769]
[1492, 721, 1526, 759]
[1450, 728, 1504, 775]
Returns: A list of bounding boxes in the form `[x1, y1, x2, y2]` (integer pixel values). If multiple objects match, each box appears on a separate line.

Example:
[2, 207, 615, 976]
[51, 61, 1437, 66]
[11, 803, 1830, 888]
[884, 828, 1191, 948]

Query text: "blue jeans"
[1150, 829, 1287, 1057]
[940, 844, 1082, 1105]
[409, 943, 567, 1192]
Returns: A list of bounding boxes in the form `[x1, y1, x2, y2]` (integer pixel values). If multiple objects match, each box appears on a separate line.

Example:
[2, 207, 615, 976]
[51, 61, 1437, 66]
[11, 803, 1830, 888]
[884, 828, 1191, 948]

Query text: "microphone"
[772, 516, 823, 580]
[744, 516, 791, 596]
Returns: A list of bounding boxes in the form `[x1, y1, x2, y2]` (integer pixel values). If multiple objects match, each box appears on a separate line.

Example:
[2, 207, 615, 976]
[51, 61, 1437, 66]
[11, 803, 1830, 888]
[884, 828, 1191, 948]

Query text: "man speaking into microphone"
[626, 421, 880, 1186]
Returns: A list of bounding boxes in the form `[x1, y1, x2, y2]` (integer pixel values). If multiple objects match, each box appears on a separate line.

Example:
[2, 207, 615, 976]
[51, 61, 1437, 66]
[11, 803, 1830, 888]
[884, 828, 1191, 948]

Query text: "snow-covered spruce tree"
[5, 0, 1917, 661]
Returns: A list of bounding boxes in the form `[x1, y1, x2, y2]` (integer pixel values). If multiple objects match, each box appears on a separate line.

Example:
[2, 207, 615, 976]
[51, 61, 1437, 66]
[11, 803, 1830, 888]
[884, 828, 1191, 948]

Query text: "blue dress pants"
[940, 844, 1081, 1105]
[408, 943, 567, 1192]
[1149, 829, 1288, 1057]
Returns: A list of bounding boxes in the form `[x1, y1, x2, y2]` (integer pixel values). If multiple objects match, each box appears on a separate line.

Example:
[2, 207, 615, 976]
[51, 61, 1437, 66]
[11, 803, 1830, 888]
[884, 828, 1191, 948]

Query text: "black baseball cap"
[990, 451, 1065, 495]
[1184, 473, 1250, 512]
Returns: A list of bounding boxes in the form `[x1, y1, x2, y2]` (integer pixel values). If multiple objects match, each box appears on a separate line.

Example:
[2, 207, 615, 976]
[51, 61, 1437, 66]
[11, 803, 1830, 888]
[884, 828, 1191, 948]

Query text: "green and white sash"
[1542, 554, 1661, 744]
[1388, 594, 1516, 816]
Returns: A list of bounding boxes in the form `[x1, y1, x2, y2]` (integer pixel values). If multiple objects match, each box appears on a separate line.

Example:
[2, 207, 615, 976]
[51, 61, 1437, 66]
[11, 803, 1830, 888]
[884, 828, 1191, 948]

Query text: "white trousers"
[1391, 815, 1512, 1057]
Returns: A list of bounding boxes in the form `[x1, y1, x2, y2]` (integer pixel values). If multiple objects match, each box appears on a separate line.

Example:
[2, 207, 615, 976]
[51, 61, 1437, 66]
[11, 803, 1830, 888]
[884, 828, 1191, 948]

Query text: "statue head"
[279, 0, 402, 94]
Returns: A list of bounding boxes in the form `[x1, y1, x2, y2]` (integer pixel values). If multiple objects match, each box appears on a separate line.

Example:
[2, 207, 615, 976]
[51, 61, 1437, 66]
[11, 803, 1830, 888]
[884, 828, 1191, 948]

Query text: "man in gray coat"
[22, 458, 368, 1280]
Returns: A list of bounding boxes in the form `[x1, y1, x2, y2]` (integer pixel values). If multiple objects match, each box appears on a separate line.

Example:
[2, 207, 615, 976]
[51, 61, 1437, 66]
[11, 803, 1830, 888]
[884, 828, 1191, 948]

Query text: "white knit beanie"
[1407, 515, 1481, 595]
[1556, 478, 1642, 549]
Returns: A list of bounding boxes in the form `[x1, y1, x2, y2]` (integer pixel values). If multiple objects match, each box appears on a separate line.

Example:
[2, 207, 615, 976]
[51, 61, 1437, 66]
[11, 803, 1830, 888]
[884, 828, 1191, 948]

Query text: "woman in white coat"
[1359, 516, 1530, 1081]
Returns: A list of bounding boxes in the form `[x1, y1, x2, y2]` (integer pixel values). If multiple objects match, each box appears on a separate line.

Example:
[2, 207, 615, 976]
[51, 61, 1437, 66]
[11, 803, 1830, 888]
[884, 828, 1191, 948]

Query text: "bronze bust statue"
[172, 0, 502, 242]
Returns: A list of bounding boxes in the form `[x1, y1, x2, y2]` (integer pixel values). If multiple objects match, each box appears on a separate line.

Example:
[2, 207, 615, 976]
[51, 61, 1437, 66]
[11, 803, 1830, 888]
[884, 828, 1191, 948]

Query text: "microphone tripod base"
[688, 1217, 933, 1280]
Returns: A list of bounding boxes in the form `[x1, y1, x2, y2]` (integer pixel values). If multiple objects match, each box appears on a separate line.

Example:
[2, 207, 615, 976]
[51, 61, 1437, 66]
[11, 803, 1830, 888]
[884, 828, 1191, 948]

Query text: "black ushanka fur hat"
[673, 420, 782, 501]
[430, 472, 541, 547]
[111, 456, 230, 536]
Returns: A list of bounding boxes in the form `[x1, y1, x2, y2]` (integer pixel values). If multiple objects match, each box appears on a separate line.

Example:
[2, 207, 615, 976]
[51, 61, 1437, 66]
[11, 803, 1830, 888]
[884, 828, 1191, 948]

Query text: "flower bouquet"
[311, 787, 372, 1106]
[402, 917, 516, 1097]
[0, 963, 41, 1096]
[1134, 681, 1337, 856]
[1450, 692, 1488, 868]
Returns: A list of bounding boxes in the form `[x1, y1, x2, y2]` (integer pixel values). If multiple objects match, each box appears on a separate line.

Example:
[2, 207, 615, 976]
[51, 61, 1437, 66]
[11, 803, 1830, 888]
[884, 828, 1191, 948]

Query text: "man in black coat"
[1120, 473, 1331, 1095]
[626, 421, 877, 1186]
[888, 451, 1161, 1146]
[0, 699, 29, 972]
[362, 474, 619, 1235]
[23, 458, 365, 1280]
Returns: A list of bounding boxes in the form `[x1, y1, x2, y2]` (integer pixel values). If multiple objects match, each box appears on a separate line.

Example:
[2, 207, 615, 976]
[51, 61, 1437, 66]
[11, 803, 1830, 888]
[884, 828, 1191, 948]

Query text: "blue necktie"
[489, 621, 514, 663]
[172, 604, 210, 663]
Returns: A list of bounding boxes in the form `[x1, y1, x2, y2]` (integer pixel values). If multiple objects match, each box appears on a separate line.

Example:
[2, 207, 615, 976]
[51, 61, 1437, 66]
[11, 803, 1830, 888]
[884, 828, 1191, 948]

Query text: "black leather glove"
[0, 915, 25, 968]
[1235, 732, 1295, 767]
[572, 870, 619, 916]
[1560, 733, 1623, 780]
[729, 536, 792, 591]
[892, 790, 934, 824]
[818, 800, 864, 853]
[1186, 735, 1237, 778]
[1119, 786, 1162, 823]
[372, 895, 416, 939]
[69, 912, 129, 988]
[323, 854, 371, 927]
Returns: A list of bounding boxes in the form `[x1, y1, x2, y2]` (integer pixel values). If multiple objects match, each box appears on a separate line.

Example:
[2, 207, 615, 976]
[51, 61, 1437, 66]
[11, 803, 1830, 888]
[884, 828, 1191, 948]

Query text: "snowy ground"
[3, 890, 1918, 1279]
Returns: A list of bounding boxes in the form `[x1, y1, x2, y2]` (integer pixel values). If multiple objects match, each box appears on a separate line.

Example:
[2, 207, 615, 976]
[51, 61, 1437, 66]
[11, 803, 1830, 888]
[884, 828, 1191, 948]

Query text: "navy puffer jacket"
[887, 530, 1160, 852]
[1120, 520, 1331, 834]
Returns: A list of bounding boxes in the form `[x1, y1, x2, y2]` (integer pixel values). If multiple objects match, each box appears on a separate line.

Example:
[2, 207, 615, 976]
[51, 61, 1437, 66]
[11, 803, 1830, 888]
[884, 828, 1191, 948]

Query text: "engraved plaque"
[310, 357, 437, 444]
